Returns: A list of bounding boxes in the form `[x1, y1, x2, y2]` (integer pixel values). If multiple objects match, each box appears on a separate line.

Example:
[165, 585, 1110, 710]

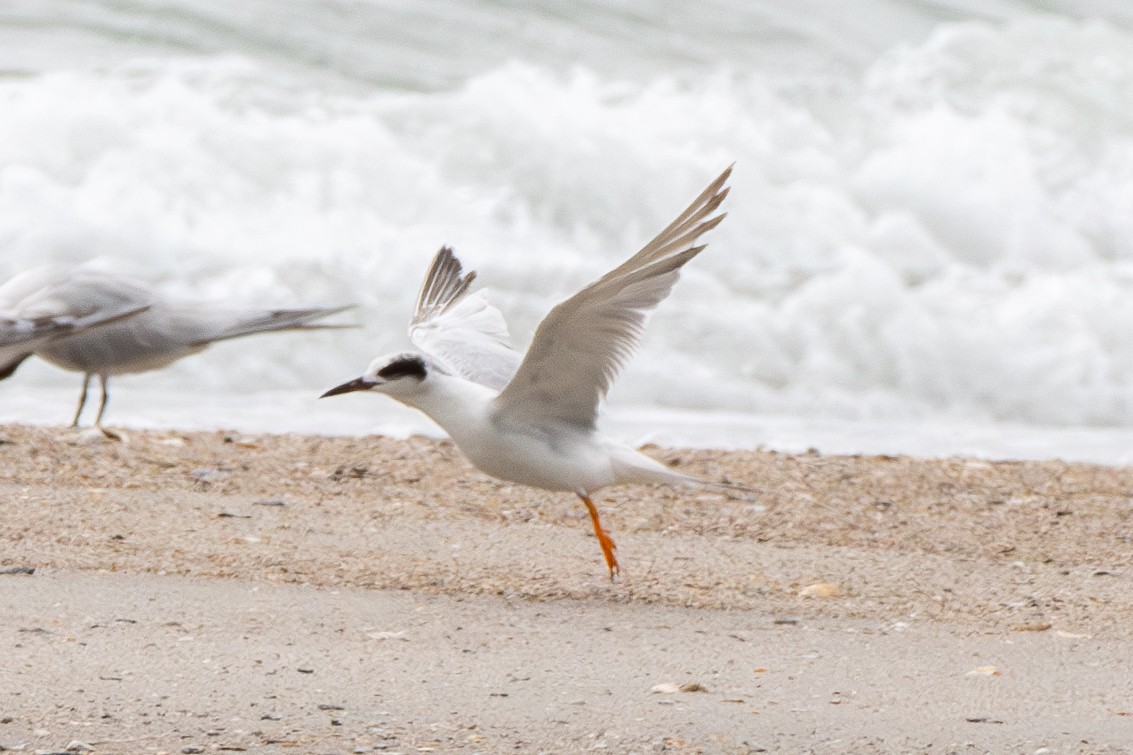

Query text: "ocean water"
[3, 1, 1133, 462]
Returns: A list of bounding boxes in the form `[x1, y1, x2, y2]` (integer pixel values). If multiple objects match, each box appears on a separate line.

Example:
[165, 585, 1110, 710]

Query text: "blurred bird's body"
[0, 299, 148, 378]
[0, 267, 350, 430]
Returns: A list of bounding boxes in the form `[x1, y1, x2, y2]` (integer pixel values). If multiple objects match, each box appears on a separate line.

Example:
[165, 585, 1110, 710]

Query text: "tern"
[322, 166, 733, 577]
[0, 267, 351, 431]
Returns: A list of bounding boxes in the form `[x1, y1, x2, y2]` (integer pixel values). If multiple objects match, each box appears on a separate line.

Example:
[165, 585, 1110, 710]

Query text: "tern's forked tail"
[611, 445, 758, 497]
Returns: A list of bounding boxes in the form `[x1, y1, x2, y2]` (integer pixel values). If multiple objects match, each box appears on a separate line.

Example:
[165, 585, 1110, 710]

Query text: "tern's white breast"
[405, 372, 617, 493]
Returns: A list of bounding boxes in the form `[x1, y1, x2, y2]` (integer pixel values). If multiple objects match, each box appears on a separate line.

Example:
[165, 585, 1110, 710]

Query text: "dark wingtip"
[0, 353, 31, 381]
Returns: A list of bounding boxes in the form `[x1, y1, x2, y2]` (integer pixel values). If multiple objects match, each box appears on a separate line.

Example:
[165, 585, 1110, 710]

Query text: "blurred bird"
[1, 267, 351, 431]
[322, 166, 734, 577]
[0, 300, 149, 378]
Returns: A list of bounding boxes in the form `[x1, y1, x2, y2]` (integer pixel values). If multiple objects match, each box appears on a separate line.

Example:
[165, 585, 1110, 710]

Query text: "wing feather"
[408, 246, 522, 390]
[492, 166, 732, 430]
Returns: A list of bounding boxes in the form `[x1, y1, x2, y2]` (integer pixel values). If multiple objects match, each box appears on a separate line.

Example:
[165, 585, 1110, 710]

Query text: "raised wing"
[492, 165, 731, 430]
[408, 246, 522, 390]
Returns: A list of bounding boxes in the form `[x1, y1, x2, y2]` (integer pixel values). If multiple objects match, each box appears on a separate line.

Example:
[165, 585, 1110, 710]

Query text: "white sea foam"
[2, 2, 1133, 461]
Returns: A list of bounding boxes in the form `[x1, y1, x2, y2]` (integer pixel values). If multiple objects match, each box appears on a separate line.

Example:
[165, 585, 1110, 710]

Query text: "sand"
[2, 423, 1133, 753]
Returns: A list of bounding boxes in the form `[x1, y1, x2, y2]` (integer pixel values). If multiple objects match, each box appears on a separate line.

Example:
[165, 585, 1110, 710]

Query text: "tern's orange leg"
[578, 492, 619, 580]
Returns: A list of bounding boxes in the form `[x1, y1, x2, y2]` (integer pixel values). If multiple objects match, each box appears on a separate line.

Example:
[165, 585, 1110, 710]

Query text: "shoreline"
[11, 384, 1133, 466]
[3, 423, 1133, 752]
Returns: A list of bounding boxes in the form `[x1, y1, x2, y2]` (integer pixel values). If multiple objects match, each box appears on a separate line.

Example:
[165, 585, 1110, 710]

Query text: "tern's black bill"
[320, 377, 373, 398]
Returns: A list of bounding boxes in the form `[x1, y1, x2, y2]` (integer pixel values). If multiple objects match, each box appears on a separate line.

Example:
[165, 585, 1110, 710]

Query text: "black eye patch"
[377, 355, 427, 381]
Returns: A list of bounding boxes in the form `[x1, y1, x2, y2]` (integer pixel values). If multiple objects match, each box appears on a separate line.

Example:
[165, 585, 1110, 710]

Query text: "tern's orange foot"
[597, 531, 620, 581]
[579, 492, 620, 580]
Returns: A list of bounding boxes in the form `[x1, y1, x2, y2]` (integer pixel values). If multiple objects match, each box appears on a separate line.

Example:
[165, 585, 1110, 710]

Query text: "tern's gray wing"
[408, 246, 521, 390]
[492, 165, 731, 430]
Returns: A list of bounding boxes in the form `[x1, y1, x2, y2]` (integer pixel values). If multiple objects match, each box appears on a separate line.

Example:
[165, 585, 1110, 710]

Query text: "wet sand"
[2, 423, 1133, 753]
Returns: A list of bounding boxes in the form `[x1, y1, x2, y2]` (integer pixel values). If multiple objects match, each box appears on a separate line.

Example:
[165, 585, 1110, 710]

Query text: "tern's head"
[320, 352, 436, 401]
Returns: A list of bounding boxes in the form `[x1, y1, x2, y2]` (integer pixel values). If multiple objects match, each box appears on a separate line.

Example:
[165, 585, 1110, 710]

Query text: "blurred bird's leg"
[70, 373, 91, 427]
[577, 491, 620, 580]
[94, 375, 110, 426]
[94, 375, 120, 439]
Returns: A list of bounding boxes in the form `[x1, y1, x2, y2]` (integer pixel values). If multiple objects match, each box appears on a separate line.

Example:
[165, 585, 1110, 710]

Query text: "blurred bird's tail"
[211, 305, 355, 343]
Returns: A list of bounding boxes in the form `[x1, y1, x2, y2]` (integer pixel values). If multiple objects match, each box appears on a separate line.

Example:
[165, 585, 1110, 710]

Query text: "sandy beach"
[3, 423, 1133, 753]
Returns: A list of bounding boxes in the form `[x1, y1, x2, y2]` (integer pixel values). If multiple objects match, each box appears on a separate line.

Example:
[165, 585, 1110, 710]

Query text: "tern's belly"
[455, 425, 615, 493]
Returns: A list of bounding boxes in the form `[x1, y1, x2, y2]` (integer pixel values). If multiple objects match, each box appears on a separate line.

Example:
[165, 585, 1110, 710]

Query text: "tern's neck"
[398, 372, 498, 440]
